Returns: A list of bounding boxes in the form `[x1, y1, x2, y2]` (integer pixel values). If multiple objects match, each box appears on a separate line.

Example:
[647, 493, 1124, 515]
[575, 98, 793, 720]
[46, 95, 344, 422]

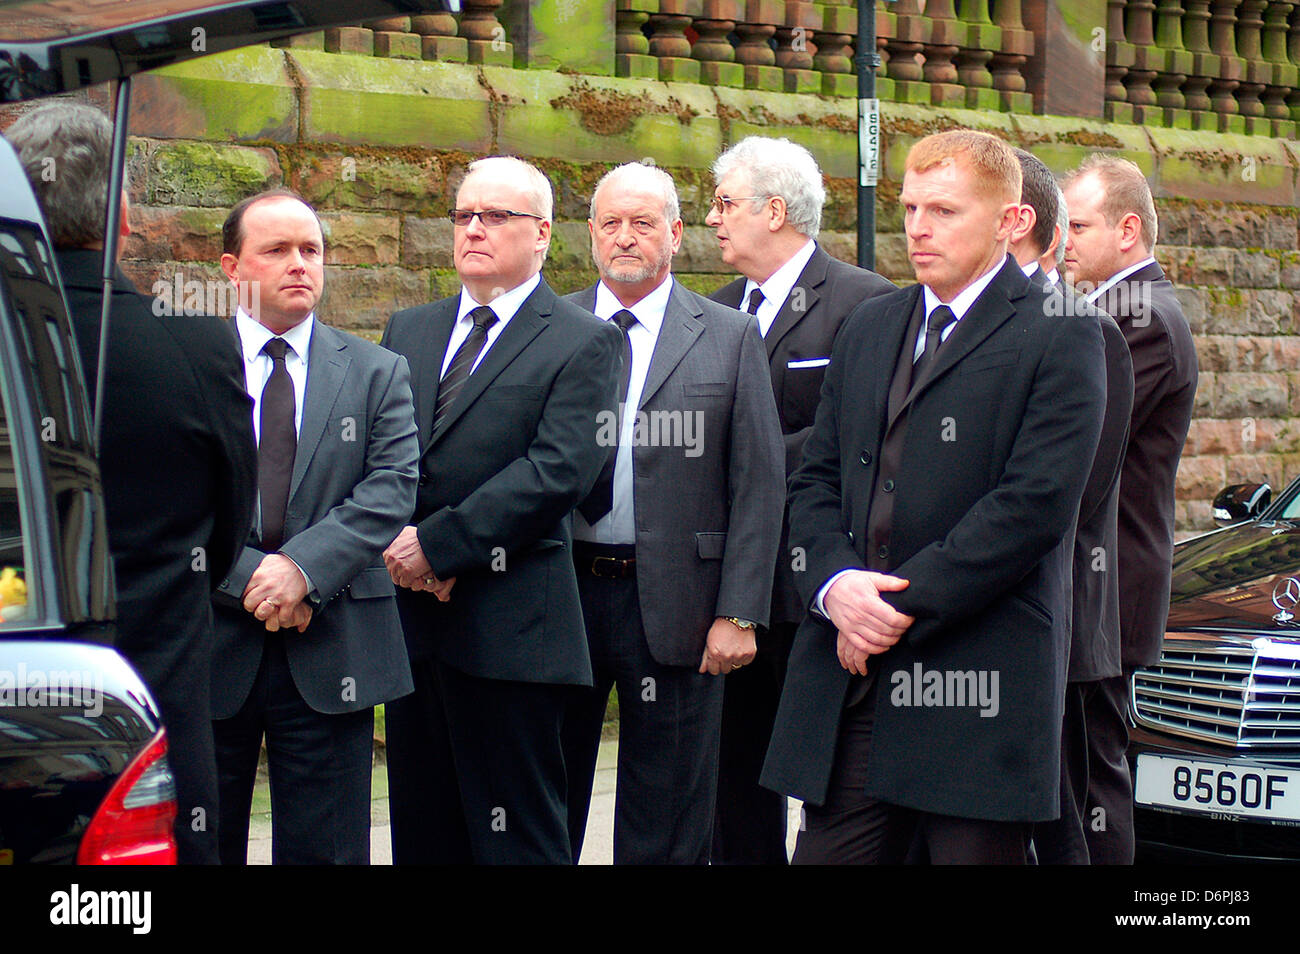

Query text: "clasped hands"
[823, 570, 915, 676]
[383, 526, 455, 601]
[241, 553, 313, 633]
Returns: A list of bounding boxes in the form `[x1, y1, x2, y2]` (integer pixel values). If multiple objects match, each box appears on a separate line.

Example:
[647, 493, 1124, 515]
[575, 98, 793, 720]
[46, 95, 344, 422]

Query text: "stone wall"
[69, 44, 1300, 535]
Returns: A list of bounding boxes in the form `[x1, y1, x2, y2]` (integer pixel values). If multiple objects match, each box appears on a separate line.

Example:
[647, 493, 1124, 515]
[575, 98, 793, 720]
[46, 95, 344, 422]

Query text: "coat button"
[847, 531, 855, 543]
[877, 545, 889, 560]
[418, 475, 430, 487]
[860, 450, 872, 465]
[883, 479, 895, 492]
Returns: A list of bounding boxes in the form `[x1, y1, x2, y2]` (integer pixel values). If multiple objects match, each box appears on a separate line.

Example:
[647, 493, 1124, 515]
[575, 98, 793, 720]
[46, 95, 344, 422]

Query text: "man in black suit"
[561, 162, 784, 864]
[6, 102, 258, 864]
[381, 156, 620, 864]
[1010, 150, 1135, 864]
[706, 135, 895, 864]
[1064, 155, 1198, 864]
[210, 188, 419, 865]
[761, 130, 1107, 864]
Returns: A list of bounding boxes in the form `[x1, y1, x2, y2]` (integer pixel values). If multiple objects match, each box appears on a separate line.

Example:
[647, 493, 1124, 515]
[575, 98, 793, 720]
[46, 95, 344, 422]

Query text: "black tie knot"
[263, 337, 290, 362]
[470, 305, 498, 331]
[927, 305, 956, 338]
[612, 309, 638, 333]
[746, 288, 764, 316]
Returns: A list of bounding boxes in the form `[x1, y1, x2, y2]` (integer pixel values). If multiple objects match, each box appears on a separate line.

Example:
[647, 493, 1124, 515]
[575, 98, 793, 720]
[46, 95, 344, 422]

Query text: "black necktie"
[913, 304, 956, 380]
[434, 305, 498, 432]
[579, 309, 638, 525]
[259, 337, 296, 552]
[746, 287, 764, 316]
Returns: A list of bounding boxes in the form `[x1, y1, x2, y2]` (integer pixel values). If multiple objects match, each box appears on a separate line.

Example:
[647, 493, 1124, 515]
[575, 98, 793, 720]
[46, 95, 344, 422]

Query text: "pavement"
[247, 739, 802, 864]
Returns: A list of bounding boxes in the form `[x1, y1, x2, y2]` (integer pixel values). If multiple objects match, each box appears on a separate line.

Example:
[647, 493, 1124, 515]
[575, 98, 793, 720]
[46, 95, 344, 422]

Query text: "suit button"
[860, 450, 872, 465]
[877, 545, 889, 560]
[847, 531, 855, 542]
[418, 475, 430, 487]
[883, 479, 895, 492]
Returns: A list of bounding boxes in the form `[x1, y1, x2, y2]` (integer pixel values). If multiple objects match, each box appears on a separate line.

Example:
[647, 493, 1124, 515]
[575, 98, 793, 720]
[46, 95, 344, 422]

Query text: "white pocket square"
[787, 357, 830, 369]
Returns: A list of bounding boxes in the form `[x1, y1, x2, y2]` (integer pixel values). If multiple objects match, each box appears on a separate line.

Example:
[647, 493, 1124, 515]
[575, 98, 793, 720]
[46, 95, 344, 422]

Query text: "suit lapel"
[289, 321, 351, 503]
[426, 281, 550, 447]
[713, 277, 745, 310]
[763, 245, 827, 359]
[639, 280, 704, 409]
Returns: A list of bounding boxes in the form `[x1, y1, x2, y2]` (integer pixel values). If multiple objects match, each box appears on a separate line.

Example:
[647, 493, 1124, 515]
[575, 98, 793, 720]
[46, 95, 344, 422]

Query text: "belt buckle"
[591, 556, 622, 578]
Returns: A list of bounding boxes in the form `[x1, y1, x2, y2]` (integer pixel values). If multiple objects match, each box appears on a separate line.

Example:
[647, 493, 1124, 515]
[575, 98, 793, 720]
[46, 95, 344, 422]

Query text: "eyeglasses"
[448, 208, 545, 227]
[709, 195, 769, 215]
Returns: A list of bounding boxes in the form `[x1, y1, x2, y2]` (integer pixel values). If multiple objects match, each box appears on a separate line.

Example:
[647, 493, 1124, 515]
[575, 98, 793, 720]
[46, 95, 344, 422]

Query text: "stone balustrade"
[267, 1, 1300, 134]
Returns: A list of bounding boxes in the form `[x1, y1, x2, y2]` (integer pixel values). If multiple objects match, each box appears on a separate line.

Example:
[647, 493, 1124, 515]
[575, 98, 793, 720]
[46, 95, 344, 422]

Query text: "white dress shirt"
[572, 274, 673, 546]
[236, 308, 312, 440]
[443, 272, 541, 378]
[741, 238, 816, 338]
[1085, 256, 1155, 304]
[1021, 260, 1040, 279]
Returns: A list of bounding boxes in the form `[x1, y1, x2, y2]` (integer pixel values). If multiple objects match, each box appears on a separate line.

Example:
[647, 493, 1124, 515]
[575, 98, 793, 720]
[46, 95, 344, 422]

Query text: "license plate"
[1136, 754, 1300, 821]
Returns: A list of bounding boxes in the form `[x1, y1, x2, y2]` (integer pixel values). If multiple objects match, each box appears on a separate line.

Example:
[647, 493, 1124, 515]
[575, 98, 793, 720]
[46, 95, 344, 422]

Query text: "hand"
[384, 526, 435, 589]
[262, 601, 313, 634]
[699, 617, 758, 675]
[243, 553, 311, 628]
[837, 630, 870, 676]
[823, 570, 915, 656]
[415, 575, 455, 602]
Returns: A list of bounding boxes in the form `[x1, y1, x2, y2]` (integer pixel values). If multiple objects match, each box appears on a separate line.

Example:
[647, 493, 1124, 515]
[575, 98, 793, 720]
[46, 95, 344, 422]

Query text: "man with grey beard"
[561, 161, 783, 864]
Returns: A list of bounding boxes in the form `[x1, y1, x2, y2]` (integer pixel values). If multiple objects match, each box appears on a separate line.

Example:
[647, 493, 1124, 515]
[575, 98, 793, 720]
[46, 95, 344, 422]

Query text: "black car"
[1131, 477, 1300, 862]
[0, 0, 451, 865]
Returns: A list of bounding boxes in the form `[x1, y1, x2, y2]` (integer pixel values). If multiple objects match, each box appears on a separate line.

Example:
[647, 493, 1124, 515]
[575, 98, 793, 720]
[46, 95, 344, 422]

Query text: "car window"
[0, 359, 32, 626]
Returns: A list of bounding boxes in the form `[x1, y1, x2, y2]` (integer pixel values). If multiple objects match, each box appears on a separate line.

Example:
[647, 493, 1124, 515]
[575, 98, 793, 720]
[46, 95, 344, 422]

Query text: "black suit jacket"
[566, 279, 785, 665]
[1032, 268, 1134, 682]
[381, 277, 621, 686]
[761, 256, 1107, 822]
[1100, 261, 1198, 670]
[712, 244, 896, 625]
[212, 319, 420, 718]
[57, 249, 257, 701]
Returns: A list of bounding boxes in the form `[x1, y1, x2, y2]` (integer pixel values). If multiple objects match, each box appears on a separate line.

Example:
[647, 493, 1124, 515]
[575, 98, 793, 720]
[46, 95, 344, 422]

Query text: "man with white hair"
[381, 156, 621, 864]
[706, 136, 894, 864]
[561, 161, 784, 864]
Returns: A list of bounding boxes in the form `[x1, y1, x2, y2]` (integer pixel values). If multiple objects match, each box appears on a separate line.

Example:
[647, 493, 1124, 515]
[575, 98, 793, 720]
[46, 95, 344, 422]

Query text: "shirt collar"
[1044, 268, 1060, 286]
[1086, 256, 1156, 303]
[1021, 260, 1040, 278]
[745, 238, 816, 312]
[923, 256, 1007, 321]
[236, 308, 313, 365]
[457, 272, 541, 325]
[593, 274, 672, 338]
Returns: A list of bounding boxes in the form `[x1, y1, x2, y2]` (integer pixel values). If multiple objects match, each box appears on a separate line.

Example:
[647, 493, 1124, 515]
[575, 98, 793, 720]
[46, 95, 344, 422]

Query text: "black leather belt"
[573, 542, 636, 579]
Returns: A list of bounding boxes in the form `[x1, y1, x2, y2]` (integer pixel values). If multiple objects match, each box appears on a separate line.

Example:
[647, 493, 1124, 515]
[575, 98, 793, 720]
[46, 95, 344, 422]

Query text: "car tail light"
[77, 729, 177, 865]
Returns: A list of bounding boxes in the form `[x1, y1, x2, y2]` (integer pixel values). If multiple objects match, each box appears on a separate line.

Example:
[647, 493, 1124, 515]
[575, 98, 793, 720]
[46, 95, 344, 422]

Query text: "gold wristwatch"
[724, 617, 757, 631]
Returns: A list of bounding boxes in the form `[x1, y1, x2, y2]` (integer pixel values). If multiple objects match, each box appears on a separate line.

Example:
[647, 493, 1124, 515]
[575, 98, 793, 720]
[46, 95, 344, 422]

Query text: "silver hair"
[589, 162, 681, 224]
[712, 136, 825, 239]
[463, 155, 554, 222]
[5, 100, 114, 248]
[1054, 183, 1068, 268]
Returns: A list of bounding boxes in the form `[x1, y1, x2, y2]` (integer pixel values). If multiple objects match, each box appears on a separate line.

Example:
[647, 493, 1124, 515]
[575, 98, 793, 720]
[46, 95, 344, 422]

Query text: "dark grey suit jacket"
[1101, 260, 1198, 670]
[567, 279, 786, 666]
[382, 277, 621, 686]
[712, 244, 895, 625]
[1031, 267, 1134, 682]
[212, 319, 420, 718]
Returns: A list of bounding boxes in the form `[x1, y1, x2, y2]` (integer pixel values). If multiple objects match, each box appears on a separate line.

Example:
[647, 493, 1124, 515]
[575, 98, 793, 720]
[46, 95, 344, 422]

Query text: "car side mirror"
[1212, 482, 1272, 526]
